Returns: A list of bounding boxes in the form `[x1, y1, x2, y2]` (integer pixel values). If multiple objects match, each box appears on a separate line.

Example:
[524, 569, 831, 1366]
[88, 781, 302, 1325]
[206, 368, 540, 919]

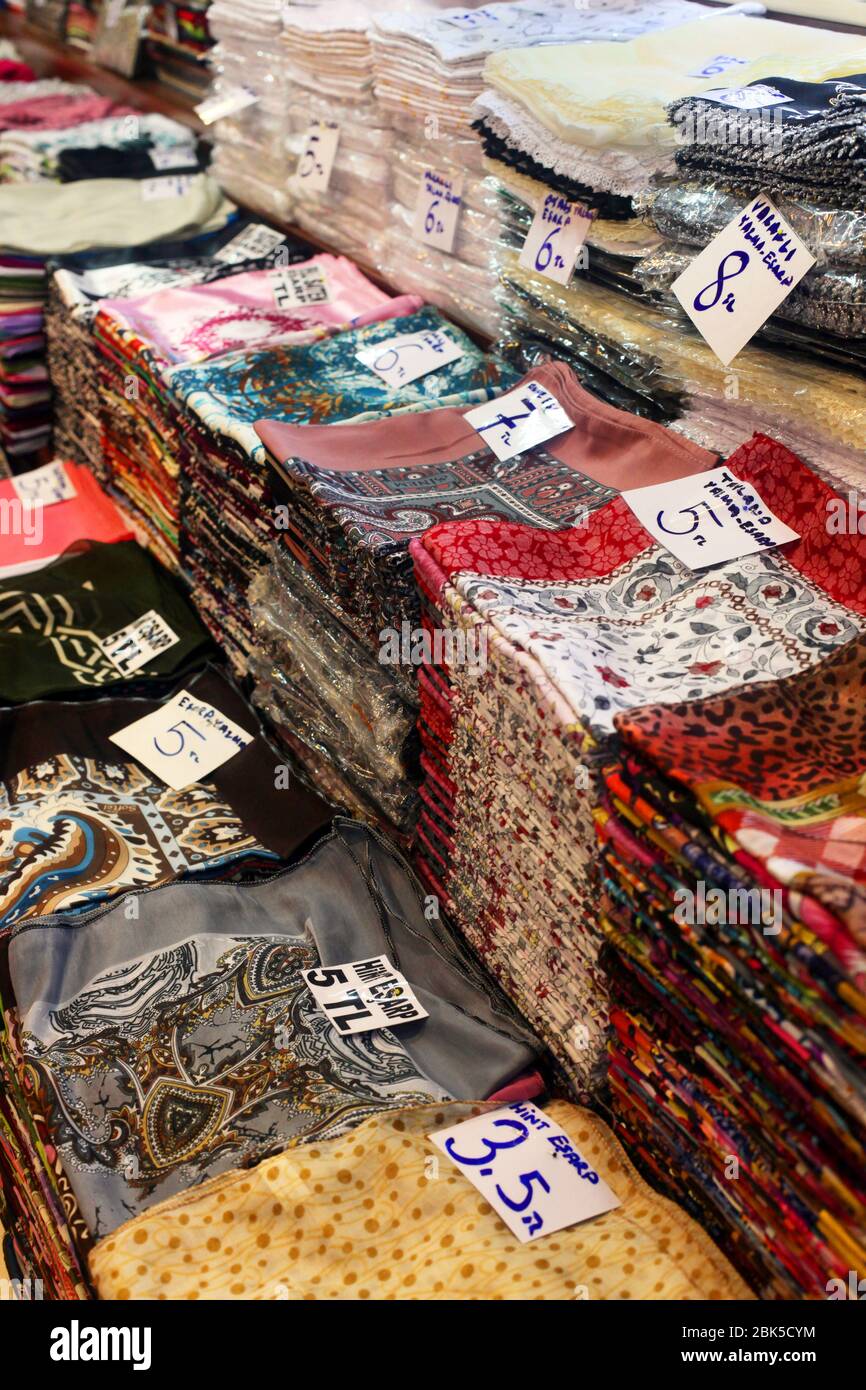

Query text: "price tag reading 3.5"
[296, 122, 340, 195]
[672, 193, 815, 365]
[518, 193, 593, 286]
[109, 690, 253, 790]
[413, 170, 463, 254]
[356, 328, 464, 387]
[102, 611, 181, 677]
[430, 1101, 620, 1243]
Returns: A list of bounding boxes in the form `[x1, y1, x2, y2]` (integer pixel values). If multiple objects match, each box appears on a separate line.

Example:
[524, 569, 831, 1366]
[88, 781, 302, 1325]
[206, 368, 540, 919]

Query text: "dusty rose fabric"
[0, 94, 137, 132]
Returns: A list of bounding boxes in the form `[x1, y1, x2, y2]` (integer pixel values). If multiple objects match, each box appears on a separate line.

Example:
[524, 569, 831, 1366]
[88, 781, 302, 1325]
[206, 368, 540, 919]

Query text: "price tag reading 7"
[296, 122, 340, 195]
[413, 170, 463, 254]
[355, 328, 464, 387]
[518, 193, 593, 286]
[465, 380, 573, 462]
[109, 689, 254, 790]
[430, 1102, 620, 1243]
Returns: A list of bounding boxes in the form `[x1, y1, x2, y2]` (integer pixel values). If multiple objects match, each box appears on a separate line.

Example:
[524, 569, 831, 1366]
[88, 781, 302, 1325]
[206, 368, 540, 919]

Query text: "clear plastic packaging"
[249, 547, 420, 833]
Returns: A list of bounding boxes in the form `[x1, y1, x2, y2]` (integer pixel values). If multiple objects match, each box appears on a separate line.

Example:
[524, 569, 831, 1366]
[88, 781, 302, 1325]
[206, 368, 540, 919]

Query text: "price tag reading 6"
[518, 193, 593, 286]
[109, 689, 254, 790]
[413, 170, 463, 254]
[355, 328, 464, 387]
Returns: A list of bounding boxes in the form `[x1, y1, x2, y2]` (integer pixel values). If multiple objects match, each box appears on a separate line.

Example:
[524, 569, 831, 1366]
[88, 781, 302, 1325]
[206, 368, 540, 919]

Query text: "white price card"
[671, 194, 815, 366]
[141, 174, 196, 201]
[12, 461, 76, 508]
[465, 380, 573, 462]
[214, 223, 286, 265]
[104, 0, 125, 27]
[441, 7, 502, 27]
[148, 146, 197, 171]
[430, 1101, 620, 1244]
[271, 264, 330, 309]
[296, 122, 340, 195]
[302, 955, 428, 1035]
[109, 689, 253, 790]
[518, 193, 593, 286]
[621, 466, 800, 570]
[194, 88, 259, 125]
[356, 328, 464, 387]
[413, 169, 463, 254]
[688, 53, 750, 80]
[700, 84, 793, 110]
[102, 610, 181, 676]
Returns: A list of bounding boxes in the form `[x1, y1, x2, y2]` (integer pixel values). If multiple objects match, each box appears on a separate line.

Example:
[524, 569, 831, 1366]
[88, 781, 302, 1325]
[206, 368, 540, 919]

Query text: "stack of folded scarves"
[5, 815, 540, 1283]
[597, 443, 866, 1298]
[146, 2, 215, 100]
[171, 302, 507, 675]
[207, 0, 295, 222]
[0, 660, 333, 1292]
[409, 432, 866, 1098]
[478, 15, 866, 435]
[0, 171, 236, 474]
[45, 219, 306, 480]
[253, 360, 703, 838]
[283, 4, 394, 269]
[0, 461, 132, 578]
[91, 256, 424, 607]
[0, 111, 198, 184]
[635, 74, 866, 376]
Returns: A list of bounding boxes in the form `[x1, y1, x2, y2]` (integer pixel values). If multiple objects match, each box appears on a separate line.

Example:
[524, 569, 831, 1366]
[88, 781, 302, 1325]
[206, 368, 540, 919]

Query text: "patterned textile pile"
[146, 1, 215, 100]
[254, 360, 706, 838]
[409, 433, 866, 1110]
[634, 74, 866, 380]
[597, 438, 866, 1298]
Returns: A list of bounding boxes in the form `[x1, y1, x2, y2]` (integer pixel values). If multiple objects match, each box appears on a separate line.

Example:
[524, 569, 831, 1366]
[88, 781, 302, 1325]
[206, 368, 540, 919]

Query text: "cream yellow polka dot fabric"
[89, 1100, 752, 1301]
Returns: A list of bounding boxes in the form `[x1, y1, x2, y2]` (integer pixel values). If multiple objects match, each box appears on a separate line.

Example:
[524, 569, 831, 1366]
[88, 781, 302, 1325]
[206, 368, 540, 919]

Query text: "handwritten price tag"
[671, 194, 815, 366]
[271, 264, 330, 309]
[302, 955, 428, 1035]
[148, 146, 197, 171]
[214, 224, 286, 265]
[688, 54, 749, 80]
[518, 193, 593, 286]
[141, 174, 196, 201]
[102, 610, 181, 676]
[12, 461, 76, 508]
[194, 87, 259, 125]
[430, 1101, 620, 1244]
[109, 690, 253, 790]
[701, 84, 793, 110]
[413, 170, 463, 254]
[465, 380, 573, 462]
[622, 466, 799, 570]
[296, 122, 340, 195]
[356, 328, 464, 387]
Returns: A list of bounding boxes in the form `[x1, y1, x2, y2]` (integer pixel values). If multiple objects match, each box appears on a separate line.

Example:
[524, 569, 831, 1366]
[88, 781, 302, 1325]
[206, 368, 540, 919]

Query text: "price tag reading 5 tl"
[109, 690, 253, 790]
[430, 1102, 620, 1243]
[519, 194, 593, 286]
[302, 955, 428, 1035]
[413, 170, 463, 254]
[672, 194, 815, 366]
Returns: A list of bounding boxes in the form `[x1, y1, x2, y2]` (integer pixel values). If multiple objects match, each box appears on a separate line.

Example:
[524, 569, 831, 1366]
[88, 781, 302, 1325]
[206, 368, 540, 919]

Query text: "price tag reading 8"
[672, 193, 815, 366]
[413, 170, 463, 254]
[355, 328, 464, 388]
[518, 193, 594, 286]
[430, 1101, 620, 1243]
[109, 689, 253, 790]
[296, 122, 340, 195]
